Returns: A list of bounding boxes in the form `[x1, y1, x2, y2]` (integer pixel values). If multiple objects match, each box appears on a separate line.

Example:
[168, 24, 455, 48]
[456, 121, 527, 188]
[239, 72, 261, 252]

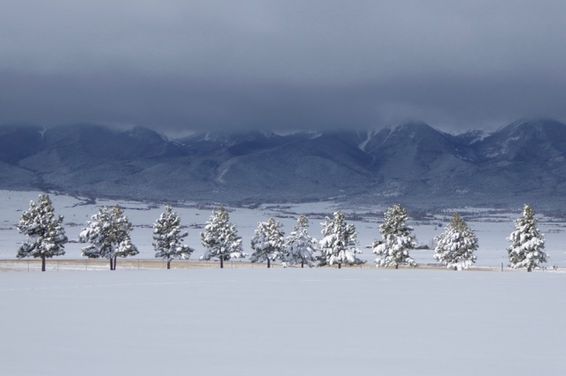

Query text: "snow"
[215, 158, 237, 184]
[358, 129, 377, 151]
[319, 211, 362, 266]
[374, 204, 417, 267]
[508, 205, 547, 271]
[153, 206, 194, 264]
[2, 191, 566, 373]
[2, 190, 566, 268]
[283, 215, 317, 266]
[250, 217, 285, 265]
[200, 207, 245, 264]
[434, 214, 478, 270]
[0, 269, 564, 375]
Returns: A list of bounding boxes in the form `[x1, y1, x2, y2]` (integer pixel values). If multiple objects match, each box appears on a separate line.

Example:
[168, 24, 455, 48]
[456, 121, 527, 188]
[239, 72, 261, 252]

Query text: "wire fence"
[0, 258, 317, 272]
[0, 258, 557, 273]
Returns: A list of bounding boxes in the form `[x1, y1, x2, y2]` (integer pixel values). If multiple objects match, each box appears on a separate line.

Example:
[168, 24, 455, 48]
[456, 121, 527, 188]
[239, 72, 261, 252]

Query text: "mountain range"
[2, 119, 566, 208]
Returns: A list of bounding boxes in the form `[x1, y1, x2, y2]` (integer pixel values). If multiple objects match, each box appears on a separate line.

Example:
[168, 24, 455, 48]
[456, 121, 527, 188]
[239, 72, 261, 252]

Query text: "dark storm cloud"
[1, 0, 566, 131]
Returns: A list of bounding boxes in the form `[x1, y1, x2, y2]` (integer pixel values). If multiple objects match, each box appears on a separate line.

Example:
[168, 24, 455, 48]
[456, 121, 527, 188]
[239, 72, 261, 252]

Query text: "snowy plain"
[1, 190, 566, 267]
[2, 191, 566, 375]
[0, 269, 564, 376]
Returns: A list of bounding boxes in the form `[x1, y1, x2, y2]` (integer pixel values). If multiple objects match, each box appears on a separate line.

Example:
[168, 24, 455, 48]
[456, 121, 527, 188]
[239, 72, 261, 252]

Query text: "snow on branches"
[283, 215, 318, 268]
[200, 207, 245, 268]
[434, 213, 477, 270]
[250, 217, 285, 268]
[373, 204, 416, 268]
[153, 205, 194, 269]
[319, 211, 362, 268]
[80, 206, 138, 270]
[17, 194, 67, 271]
[507, 205, 547, 272]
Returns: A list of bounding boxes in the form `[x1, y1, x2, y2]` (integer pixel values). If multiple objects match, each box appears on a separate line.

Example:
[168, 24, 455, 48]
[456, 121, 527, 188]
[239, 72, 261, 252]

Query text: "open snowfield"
[2, 191, 565, 375]
[0, 269, 564, 376]
[1, 190, 566, 268]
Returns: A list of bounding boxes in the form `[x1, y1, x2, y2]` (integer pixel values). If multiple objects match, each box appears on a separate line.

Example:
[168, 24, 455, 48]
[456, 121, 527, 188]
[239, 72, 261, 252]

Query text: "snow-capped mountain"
[2, 119, 566, 208]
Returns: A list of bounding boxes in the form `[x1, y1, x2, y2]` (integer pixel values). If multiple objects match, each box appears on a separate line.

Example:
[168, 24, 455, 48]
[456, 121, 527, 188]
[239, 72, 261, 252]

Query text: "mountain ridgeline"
[1, 119, 566, 208]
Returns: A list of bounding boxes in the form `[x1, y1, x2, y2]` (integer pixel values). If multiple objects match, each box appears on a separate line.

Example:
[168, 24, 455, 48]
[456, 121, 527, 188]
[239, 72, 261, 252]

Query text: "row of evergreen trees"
[16, 194, 548, 272]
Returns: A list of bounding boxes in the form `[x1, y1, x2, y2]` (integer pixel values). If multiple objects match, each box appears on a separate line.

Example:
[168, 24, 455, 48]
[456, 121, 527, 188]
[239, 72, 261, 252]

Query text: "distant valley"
[2, 119, 566, 210]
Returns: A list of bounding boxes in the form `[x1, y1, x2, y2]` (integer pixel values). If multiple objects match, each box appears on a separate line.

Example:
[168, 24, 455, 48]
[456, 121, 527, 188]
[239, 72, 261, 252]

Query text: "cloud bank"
[1, 0, 565, 131]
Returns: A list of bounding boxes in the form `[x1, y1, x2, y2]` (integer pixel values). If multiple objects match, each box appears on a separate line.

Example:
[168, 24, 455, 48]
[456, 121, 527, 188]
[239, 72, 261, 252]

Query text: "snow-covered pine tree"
[434, 213, 478, 270]
[153, 205, 194, 269]
[319, 211, 362, 268]
[507, 204, 547, 272]
[80, 206, 138, 270]
[284, 215, 318, 268]
[17, 194, 67, 272]
[250, 217, 285, 268]
[200, 207, 245, 268]
[373, 204, 417, 268]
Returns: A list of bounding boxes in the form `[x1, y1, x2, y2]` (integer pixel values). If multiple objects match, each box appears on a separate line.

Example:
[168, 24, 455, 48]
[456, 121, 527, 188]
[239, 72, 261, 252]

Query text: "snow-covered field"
[0, 269, 564, 376]
[2, 191, 565, 375]
[1, 190, 566, 267]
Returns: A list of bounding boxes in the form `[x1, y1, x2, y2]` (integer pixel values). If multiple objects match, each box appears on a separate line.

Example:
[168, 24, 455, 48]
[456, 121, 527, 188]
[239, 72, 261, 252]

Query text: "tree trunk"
[338, 263, 341, 269]
[167, 260, 171, 270]
[395, 264, 399, 270]
[109, 257, 114, 270]
[267, 258, 271, 268]
[41, 256, 46, 272]
[220, 257, 224, 269]
[301, 261, 304, 268]
[113, 256, 117, 271]
[527, 266, 532, 272]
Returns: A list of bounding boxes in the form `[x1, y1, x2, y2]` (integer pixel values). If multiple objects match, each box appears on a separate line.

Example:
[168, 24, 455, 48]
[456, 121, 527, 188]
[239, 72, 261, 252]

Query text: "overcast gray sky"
[1, 0, 565, 132]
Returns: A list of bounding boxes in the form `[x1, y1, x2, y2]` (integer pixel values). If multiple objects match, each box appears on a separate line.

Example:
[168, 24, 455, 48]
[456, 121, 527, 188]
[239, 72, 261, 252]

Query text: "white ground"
[2, 190, 566, 267]
[0, 269, 564, 375]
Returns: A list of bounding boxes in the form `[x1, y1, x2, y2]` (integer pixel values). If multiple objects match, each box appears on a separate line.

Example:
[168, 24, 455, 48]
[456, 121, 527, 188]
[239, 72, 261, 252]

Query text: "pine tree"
[153, 206, 194, 269]
[507, 205, 547, 272]
[250, 217, 285, 268]
[434, 213, 478, 270]
[200, 207, 245, 268]
[319, 211, 362, 268]
[80, 206, 138, 270]
[17, 194, 67, 272]
[283, 215, 318, 268]
[373, 204, 417, 268]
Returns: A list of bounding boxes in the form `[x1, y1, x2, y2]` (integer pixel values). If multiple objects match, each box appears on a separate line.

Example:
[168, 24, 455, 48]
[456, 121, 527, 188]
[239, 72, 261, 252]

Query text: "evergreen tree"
[153, 206, 194, 269]
[17, 194, 67, 272]
[284, 215, 318, 268]
[80, 206, 138, 270]
[373, 204, 417, 268]
[434, 213, 478, 270]
[319, 211, 362, 268]
[507, 205, 547, 272]
[200, 207, 245, 268]
[250, 217, 285, 268]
